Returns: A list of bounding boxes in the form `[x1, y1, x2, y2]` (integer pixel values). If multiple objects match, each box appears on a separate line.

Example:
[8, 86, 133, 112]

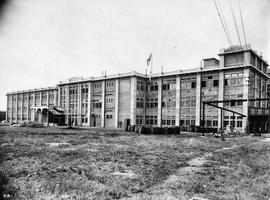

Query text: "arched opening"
[41, 108, 49, 125]
[36, 109, 42, 122]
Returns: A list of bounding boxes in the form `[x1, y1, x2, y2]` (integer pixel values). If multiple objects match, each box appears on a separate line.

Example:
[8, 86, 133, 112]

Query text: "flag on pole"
[147, 53, 152, 66]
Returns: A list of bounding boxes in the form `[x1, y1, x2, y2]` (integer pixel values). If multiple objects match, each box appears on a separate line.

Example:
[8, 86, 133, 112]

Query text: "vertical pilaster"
[101, 81, 106, 127]
[15, 94, 18, 123]
[243, 68, 250, 133]
[218, 71, 224, 130]
[255, 57, 257, 68]
[10, 95, 13, 122]
[46, 91, 49, 125]
[65, 85, 70, 125]
[244, 51, 251, 66]
[33, 93, 36, 107]
[78, 84, 82, 126]
[32, 93, 36, 121]
[39, 92, 42, 106]
[157, 78, 163, 127]
[115, 79, 119, 128]
[6, 95, 8, 122]
[254, 73, 258, 101]
[143, 81, 147, 125]
[87, 82, 92, 126]
[259, 76, 262, 108]
[27, 93, 29, 121]
[175, 76, 181, 126]
[195, 73, 201, 126]
[20, 94, 23, 122]
[46, 91, 49, 106]
[58, 87, 61, 107]
[130, 77, 137, 125]
[54, 90, 57, 106]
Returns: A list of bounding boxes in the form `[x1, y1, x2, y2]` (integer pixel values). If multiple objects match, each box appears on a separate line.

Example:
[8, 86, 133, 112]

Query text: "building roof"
[6, 86, 57, 95]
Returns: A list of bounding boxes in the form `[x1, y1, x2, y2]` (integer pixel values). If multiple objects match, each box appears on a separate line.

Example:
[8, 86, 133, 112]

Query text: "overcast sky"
[0, 0, 269, 110]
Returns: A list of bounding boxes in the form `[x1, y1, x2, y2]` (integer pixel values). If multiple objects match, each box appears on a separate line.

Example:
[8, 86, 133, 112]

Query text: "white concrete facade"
[6, 45, 270, 132]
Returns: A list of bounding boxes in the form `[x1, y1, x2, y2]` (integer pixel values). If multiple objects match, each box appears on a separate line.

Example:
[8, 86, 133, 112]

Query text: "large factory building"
[6, 45, 270, 133]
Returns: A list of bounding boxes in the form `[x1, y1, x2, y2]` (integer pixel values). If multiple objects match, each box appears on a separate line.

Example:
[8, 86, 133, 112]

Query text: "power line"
[213, 0, 232, 47]
[229, 0, 242, 46]
[238, 0, 248, 46]
[216, 0, 233, 45]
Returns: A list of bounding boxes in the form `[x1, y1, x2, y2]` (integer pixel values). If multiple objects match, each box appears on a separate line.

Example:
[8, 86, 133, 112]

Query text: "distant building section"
[6, 45, 270, 132]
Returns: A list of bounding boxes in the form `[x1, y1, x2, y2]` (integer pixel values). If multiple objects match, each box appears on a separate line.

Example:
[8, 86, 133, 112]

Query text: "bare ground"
[0, 126, 269, 200]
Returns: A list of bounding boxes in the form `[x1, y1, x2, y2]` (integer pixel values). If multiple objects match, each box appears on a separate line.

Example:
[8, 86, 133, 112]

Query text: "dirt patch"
[45, 142, 70, 147]
[188, 157, 205, 167]
[112, 170, 137, 179]
[214, 146, 237, 152]
[261, 138, 270, 142]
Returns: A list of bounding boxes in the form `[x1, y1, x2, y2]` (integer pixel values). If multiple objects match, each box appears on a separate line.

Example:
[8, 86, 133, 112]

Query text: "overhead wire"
[229, 0, 242, 46]
[238, 0, 248, 47]
[216, 0, 233, 46]
[213, 0, 232, 47]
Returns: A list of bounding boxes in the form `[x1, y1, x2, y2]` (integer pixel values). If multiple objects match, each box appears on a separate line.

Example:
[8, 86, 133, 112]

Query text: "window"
[237, 101, 243, 106]
[237, 121, 242, 127]
[206, 120, 212, 127]
[191, 82, 196, 88]
[146, 98, 157, 108]
[181, 82, 187, 89]
[92, 100, 102, 108]
[137, 97, 144, 108]
[137, 81, 145, 91]
[82, 85, 89, 93]
[136, 115, 143, 124]
[201, 81, 206, 87]
[180, 101, 185, 107]
[224, 79, 229, 86]
[191, 100, 196, 107]
[106, 82, 114, 87]
[162, 84, 169, 90]
[230, 100, 236, 106]
[146, 115, 157, 125]
[106, 115, 113, 119]
[213, 120, 218, 127]
[180, 119, 185, 125]
[181, 77, 196, 89]
[213, 80, 219, 87]
[162, 102, 165, 107]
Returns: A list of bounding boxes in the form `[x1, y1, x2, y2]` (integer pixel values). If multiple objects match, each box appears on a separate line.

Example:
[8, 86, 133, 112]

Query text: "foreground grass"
[0, 126, 269, 200]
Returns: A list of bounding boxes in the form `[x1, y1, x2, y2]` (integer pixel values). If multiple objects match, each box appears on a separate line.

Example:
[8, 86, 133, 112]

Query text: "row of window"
[106, 82, 114, 87]
[136, 115, 143, 125]
[137, 97, 144, 108]
[181, 81, 196, 89]
[180, 99, 196, 107]
[137, 81, 145, 91]
[106, 114, 113, 119]
[162, 116, 176, 125]
[94, 83, 102, 88]
[202, 79, 219, 87]
[146, 115, 158, 125]
[106, 98, 114, 103]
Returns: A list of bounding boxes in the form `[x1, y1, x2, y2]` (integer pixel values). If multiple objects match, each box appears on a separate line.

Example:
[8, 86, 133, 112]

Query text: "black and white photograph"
[0, 0, 269, 199]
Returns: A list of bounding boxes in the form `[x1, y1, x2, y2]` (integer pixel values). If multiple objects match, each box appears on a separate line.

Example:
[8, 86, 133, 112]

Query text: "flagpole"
[150, 53, 153, 82]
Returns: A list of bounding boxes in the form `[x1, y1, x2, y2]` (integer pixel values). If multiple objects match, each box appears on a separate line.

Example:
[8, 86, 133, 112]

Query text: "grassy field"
[0, 126, 269, 200]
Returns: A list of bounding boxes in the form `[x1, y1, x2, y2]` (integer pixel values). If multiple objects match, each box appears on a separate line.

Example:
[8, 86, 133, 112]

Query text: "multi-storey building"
[6, 45, 270, 132]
